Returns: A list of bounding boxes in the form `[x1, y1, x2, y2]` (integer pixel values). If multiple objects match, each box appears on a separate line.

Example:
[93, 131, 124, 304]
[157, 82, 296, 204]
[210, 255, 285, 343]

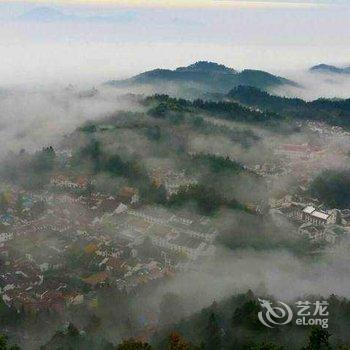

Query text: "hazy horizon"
[0, 0, 350, 87]
[2, 3, 350, 349]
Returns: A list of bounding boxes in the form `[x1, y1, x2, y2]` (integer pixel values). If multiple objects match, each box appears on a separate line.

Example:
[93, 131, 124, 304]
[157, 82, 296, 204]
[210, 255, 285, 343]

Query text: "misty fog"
[1, 2, 350, 349]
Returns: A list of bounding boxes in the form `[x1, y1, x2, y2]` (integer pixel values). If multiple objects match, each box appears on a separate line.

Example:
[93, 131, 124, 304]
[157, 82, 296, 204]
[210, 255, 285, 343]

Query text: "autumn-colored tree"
[168, 332, 190, 350]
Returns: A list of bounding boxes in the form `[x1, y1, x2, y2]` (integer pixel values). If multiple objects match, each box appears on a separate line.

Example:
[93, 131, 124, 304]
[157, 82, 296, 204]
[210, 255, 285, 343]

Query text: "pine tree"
[0, 335, 21, 350]
[302, 327, 332, 350]
[205, 312, 221, 350]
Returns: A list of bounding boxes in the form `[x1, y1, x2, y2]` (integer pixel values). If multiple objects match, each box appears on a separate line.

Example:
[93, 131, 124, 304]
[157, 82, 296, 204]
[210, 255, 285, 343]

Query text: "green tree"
[309, 170, 350, 209]
[0, 335, 21, 350]
[77, 139, 102, 173]
[67, 323, 80, 337]
[0, 193, 9, 213]
[14, 195, 24, 216]
[168, 184, 222, 215]
[32, 146, 56, 173]
[232, 299, 264, 331]
[302, 327, 332, 350]
[205, 312, 221, 350]
[146, 125, 161, 141]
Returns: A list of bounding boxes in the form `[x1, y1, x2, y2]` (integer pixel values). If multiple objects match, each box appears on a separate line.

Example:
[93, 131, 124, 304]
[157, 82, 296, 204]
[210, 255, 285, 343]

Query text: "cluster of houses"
[250, 126, 350, 183]
[50, 174, 90, 191]
[271, 194, 348, 245]
[307, 121, 350, 138]
[0, 206, 171, 314]
[1, 173, 213, 315]
[0, 185, 42, 221]
[275, 143, 324, 160]
[100, 205, 218, 267]
[150, 167, 198, 198]
[253, 136, 350, 247]
[249, 142, 327, 180]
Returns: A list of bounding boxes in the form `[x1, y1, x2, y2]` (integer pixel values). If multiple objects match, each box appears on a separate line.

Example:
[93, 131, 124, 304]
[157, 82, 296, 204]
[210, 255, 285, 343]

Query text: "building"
[150, 168, 198, 198]
[302, 206, 335, 225]
[289, 204, 337, 226]
[276, 144, 322, 160]
[0, 232, 13, 243]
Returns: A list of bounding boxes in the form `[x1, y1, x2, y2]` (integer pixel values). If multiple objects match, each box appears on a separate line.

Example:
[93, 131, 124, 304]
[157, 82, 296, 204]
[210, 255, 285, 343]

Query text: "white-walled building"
[0, 232, 13, 243]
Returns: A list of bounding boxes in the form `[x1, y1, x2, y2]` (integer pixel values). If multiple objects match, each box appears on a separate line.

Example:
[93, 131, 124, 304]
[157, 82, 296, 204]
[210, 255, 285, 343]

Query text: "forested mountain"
[228, 85, 350, 128]
[106, 61, 297, 94]
[32, 291, 350, 350]
[309, 169, 350, 209]
[18, 7, 68, 21]
[151, 291, 350, 350]
[310, 64, 350, 74]
[144, 93, 291, 130]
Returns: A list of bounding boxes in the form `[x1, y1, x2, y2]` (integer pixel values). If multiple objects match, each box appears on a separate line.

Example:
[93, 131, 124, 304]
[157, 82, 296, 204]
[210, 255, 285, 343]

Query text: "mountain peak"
[106, 61, 297, 94]
[176, 61, 236, 74]
[18, 7, 70, 22]
[310, 64, 350, 74]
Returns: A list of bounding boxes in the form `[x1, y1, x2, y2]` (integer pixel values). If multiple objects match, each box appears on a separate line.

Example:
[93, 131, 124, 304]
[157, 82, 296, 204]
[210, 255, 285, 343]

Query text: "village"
[270, 193, 349, 246]
[1, 120, 350, 324]
[263, 122, 350, 246]
[0, 160, 218, 318]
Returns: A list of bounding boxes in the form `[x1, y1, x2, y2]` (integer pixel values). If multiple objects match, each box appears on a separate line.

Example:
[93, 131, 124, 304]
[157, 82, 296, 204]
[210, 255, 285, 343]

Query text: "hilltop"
[18, 7, 71, 21]
[106, 61, 298, 95]
[309, 63, 350, 75]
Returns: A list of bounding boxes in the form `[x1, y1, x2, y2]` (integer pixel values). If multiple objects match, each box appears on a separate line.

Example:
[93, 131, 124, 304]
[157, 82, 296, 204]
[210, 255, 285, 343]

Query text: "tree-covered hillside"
[309, 169, 350, 209]
[107, 61, 297, 94]
[29, 291, 350, 350]
[151, 291, 350, 350]
[228, 86, 350, 128]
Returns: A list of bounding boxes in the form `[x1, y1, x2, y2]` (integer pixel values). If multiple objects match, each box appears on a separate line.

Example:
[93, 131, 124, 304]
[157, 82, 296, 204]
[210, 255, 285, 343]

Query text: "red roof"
[280, 144, 322, 153]
[281, 144, 309, 152]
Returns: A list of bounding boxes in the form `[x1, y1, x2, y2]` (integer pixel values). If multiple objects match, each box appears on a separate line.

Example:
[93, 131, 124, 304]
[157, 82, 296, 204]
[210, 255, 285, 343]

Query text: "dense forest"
[106, 61, 297, 94]
[2, 290, 349, 349]
[2, 88, 350, 349]
[309, 170, 350, 209]
[228, 86, 350, 129]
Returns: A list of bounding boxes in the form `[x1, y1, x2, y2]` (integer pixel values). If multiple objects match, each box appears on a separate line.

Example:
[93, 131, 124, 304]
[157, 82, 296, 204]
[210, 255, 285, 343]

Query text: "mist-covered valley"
[1, 61, 350, 349]
[1, 2, 350, 349]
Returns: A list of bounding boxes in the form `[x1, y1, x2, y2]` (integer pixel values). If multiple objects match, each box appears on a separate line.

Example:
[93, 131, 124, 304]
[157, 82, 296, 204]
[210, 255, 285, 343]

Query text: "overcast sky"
[2, 1, 350, 8]
[0, 0, 349, 86]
